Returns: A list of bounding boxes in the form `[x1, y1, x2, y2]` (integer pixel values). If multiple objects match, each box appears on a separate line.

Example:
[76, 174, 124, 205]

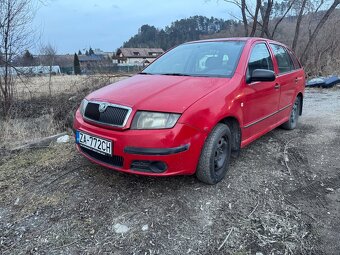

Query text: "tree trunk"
[292, 0, 307, 51]
[241, 0, 248, 36]
[250, 0, 261, 37]
[260, 0, 273, 38]
[49, 65, 52, 96]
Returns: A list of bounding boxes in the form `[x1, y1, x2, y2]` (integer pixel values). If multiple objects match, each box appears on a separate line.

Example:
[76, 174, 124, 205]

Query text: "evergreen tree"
[78, 50, 82, 55]
[89, 47, 94, 55]
[73, 53, 81, 75]
[122, 16, 235, 50]
[22, 49, 34, 66]
[85, 50, 89, 55]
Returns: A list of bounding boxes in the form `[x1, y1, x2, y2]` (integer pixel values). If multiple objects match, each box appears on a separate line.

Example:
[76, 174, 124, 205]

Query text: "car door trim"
[244, 104, 292, 128]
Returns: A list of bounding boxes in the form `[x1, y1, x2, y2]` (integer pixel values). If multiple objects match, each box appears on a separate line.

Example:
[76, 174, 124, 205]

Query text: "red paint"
[73, 37, 305, 176]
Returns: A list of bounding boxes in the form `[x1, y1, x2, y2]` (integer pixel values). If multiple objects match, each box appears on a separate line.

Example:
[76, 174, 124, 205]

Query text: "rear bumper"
[73, 110, 206, 176]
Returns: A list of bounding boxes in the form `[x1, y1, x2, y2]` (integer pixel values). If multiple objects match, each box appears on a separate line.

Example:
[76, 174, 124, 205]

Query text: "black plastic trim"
[124, 144, 190, 155]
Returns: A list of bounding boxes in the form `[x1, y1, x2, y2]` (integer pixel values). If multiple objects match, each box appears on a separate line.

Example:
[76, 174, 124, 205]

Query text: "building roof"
[54, 55, 74, 67]
[116, 48, 164, 58]
[32, 54, 74, 68]
[78, 54, 103, 62]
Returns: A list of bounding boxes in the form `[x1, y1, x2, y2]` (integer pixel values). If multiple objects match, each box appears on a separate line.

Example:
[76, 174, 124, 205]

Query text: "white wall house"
[113, 48, 164, 66]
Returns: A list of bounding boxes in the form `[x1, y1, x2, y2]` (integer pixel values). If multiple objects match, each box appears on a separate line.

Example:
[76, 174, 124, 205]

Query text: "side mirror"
[249, 69, 276, 83]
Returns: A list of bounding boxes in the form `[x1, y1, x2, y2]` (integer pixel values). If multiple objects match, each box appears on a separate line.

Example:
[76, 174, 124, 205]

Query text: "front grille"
[84, 102, 130, 127]
[80, 146, 124, 167]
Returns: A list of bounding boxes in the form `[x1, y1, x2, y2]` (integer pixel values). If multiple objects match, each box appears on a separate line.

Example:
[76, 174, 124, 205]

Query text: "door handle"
[274, 83, 280, 89]
[295, 77, 301, 83]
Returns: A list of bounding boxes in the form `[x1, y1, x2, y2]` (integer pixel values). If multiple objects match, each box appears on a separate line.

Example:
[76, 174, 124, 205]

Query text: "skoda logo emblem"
[98, 103, 108, 113]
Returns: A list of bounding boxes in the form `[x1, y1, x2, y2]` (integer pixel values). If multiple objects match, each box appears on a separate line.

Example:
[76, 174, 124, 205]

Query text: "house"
[113, 48, 164, 66]
[79, 54, 103, 67]
[93, 48, 114, 59]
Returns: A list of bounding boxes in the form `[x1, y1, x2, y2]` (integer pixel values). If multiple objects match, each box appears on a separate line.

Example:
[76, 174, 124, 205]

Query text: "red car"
[73, 37, 305, 184]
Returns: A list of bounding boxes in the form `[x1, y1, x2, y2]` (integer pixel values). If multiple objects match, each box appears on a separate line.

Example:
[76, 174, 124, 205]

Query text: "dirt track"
[1, 88, 339, 254]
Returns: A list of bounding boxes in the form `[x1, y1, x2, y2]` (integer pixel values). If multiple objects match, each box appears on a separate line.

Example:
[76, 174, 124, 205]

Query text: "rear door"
[242, 42, 280, 139]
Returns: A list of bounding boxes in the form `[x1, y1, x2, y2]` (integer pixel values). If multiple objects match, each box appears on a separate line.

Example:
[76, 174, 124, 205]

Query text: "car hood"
[87, 74, 230, 113]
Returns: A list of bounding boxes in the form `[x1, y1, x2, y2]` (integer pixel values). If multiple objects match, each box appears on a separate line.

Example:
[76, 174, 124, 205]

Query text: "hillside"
[123, 16, 238, 50]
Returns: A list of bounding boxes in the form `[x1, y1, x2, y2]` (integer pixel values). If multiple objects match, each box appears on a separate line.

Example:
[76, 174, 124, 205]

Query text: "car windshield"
[142, 41, 245, 78]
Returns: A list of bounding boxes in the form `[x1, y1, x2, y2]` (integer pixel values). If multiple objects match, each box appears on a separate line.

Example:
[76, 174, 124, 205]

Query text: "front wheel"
[196, 123, 231, 185]
[281, 97, 301, 130]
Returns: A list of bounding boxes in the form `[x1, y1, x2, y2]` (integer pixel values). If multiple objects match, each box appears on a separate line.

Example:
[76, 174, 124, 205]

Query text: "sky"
[33, 0, 239, 54]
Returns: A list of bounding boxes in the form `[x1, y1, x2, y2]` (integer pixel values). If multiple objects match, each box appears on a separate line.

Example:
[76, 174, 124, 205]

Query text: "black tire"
[196, 123, 231, 185]
[281, 97, 301, 130]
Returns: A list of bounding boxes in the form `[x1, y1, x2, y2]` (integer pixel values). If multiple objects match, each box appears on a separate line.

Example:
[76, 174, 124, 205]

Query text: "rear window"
[269, 44, 295, 74]
[288, 50, 302, 69]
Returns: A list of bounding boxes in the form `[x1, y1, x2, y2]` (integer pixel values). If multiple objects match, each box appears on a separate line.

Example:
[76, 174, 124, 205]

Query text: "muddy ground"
[0, 88, 339, 254]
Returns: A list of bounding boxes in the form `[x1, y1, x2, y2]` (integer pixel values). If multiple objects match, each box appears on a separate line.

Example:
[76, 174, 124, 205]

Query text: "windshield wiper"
[139, 72, 154, 75]
[160, 73, 192, 76]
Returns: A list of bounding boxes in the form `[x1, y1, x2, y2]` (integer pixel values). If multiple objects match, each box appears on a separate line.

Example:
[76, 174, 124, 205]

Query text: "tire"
[281, 97, 301, 130]
[196, 123, 231, 185]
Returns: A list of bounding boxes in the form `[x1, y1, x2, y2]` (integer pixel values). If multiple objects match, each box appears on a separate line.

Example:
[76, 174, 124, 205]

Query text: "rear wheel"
[281, 97, 301, 130]
[196, 123, 231, 185]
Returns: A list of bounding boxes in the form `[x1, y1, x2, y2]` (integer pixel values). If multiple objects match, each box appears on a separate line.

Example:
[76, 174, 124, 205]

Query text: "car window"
[247, 43, 274, 81]
[270, 44, 295, 73]
[288, 50, 301, 69]
[142, 41, 245, 78]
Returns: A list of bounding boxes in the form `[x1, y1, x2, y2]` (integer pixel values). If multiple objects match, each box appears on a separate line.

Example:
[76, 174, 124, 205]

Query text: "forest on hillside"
[123, 1, 340, 77]
[123, 16, 238, 50]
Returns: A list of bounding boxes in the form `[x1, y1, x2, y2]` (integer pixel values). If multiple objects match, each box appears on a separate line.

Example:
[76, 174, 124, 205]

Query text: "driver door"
[242, 42, 280, 140]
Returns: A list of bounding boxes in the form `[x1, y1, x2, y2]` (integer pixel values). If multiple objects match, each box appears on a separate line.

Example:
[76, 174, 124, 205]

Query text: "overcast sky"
[33, 0, 239, 54]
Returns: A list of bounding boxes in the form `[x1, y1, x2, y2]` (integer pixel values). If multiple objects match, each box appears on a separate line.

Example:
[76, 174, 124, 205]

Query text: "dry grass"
[0, 74, 128, 149]
[0, 115, 59, 149]
[13, 74, 127, 99]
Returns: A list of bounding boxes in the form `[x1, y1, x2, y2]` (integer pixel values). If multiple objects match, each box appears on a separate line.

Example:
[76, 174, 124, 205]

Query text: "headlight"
[79, 99, 88, 116]
[131, 111, 181, 129]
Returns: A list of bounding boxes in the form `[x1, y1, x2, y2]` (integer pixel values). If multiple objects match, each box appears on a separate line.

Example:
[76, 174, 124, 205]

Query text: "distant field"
[14, 74, 127, 99]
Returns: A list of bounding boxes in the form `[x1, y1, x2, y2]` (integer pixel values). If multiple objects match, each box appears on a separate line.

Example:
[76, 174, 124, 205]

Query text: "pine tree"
[85, 50, 89, 55]
[89, 47, 94, 55]
[78, 50, 82, 55]
[74, 53, 81, 75]
[22, 49, 34, 66]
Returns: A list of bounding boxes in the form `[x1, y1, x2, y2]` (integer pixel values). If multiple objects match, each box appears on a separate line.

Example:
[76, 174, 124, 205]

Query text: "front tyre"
[281, 96, 301, 130]
[196, 123, 231, 185]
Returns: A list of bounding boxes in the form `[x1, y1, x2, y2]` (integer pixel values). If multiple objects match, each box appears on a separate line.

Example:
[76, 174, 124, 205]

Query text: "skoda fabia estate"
[73, 37, 305, 184]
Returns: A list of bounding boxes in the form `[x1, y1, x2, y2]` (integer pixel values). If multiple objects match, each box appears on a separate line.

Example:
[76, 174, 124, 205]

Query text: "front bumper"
[73, 110, 206, 176]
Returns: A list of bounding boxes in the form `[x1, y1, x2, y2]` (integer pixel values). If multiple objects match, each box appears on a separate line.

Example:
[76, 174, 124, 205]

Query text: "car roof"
[185, 37, 288, 48]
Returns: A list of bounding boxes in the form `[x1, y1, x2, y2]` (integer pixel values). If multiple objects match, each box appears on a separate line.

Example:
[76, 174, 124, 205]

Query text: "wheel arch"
[218, 116, 241, 153]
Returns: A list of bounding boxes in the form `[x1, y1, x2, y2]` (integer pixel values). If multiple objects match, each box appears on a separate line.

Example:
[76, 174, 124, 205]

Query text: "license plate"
[76, 131, 112, 156]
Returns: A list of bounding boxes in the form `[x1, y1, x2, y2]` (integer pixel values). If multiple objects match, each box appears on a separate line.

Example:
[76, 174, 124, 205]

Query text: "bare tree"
[250, 0, 262, 36]
[260, 0, 273, 37]
[41, 43, 57, 96]
[292, 0, 308, 51]
[270, 0, 296, 38]
[300, 0, 340, 64]
[223, 0, 339, 67]
[0, 0, 36, 117]
[224, 0, 249, 36]
[224, 0, 294, 39]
